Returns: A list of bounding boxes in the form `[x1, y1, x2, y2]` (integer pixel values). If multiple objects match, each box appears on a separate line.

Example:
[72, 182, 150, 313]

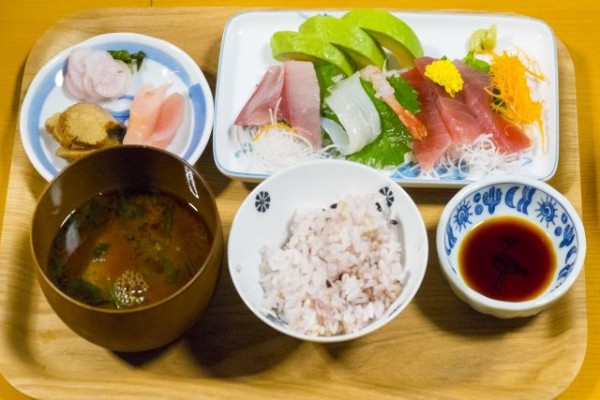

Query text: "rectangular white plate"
[213, 10, 558, 187]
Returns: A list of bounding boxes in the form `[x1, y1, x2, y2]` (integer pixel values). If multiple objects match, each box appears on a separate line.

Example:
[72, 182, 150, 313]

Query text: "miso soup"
[48, 189, 212, 309]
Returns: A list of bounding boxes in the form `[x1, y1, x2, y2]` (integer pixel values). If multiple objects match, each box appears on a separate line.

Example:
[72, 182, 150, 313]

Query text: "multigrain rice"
[259, 193, 405, 336]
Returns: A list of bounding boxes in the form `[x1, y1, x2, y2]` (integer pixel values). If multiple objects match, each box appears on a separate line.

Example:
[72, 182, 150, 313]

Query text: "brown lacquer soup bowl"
[31, 146, 223, 352]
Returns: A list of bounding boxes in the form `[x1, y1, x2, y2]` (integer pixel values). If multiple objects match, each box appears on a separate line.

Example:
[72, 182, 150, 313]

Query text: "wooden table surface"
[1, 0, 598, 398]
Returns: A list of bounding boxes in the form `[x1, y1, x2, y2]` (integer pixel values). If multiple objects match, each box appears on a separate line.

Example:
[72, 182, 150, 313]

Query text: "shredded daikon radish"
[237, 125, 331, 173]
[437, 134, 534, 179]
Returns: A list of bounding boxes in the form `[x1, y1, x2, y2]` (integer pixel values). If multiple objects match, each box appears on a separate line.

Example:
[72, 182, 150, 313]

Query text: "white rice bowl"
[228, 159, 428, 342]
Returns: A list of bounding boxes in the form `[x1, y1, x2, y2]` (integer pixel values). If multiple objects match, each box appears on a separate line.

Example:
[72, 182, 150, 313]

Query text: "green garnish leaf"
[108, 49, 147, 71]
[388, 75, 420, 114]
[347, 76, 417, 168]
[463, 51, 490, 73]
[315, 63, 341, 103]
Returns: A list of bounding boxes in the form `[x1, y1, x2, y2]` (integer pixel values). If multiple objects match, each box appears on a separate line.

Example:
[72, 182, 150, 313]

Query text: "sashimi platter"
[20, 32, 214, 181]
[213, 10, 558, 186]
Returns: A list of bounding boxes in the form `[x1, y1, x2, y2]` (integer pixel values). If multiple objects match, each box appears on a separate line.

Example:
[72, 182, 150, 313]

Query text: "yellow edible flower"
[424, 59, 464, 97]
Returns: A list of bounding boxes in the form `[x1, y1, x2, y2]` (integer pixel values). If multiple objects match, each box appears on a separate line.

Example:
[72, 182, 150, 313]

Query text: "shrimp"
[360, 65, 428, 140]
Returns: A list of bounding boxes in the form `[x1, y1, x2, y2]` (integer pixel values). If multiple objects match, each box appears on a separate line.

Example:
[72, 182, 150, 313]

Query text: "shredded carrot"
[487, 49, 546, 151]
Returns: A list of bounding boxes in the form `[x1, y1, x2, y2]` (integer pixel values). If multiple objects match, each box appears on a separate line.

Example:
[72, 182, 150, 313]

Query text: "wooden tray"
[0, 7, 586, 399]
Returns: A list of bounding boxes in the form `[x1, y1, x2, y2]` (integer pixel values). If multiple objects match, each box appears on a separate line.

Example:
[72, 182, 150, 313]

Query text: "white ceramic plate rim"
[213, 10, 559, 188]
[20, 32, 214, 181]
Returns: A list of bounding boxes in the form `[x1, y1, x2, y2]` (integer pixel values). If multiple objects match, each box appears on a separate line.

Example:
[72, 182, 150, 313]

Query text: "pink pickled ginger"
[124, 83, 184, 149]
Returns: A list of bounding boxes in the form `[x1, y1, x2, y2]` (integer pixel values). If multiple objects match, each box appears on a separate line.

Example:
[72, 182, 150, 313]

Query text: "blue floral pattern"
[536, 196, 558, 227]
[379, 186, 395, 207]
[442, 183, 581, 291]
[255, 191, 271, 213]
[453, 201, 472, 232]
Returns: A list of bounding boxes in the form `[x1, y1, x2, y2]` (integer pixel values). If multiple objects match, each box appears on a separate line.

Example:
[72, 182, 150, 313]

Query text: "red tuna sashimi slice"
[403, 67, 452, 171]
[279, 61, 322, 149]
[453, 60, 531, 153]
[124, 83, 171, 145]
[436, 96, 481, 144]
[411, 101, 453, 171]
[235, 65, 284, 126]
[414, 57, 480, 145]
[148, 93, 185, 149]
[490, 116, 531, 152]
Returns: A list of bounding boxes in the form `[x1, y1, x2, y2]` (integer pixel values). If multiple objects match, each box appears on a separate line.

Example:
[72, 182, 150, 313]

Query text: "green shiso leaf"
[347, 76, 418, 168]
[388, 74, 420, 114]
[315, 63, 341, 103]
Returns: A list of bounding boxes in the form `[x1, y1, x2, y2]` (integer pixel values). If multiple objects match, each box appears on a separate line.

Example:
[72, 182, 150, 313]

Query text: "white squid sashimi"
[323, 73, 381, 155]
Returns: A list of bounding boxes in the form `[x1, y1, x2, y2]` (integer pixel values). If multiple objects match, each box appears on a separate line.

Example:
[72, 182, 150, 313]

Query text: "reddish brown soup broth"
[458, 216, 557, 302]
[48, 190, 212, 309]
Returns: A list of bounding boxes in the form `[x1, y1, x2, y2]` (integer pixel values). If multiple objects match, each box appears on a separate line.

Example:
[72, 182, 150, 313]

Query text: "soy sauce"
[458, 216, 556, 302]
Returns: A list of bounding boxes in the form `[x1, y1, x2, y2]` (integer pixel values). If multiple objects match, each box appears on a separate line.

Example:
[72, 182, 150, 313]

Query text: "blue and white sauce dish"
[436, 176, 586, 318]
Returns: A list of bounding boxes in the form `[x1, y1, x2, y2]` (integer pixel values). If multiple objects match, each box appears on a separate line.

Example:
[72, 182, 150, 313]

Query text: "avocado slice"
[270, 30, 355, 76]
[298, 15, 386, 69]
[341, 9, 424, 67]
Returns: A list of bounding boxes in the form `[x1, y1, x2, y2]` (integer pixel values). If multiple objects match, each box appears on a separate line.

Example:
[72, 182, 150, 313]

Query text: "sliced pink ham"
[64, 67, 89, 101]
[64, 47, 132, 102]
[235, 65, 284, 126]
[453, 60, 531, 153]
[235, 61, 322, 149]
[67, 47, 92, 75]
